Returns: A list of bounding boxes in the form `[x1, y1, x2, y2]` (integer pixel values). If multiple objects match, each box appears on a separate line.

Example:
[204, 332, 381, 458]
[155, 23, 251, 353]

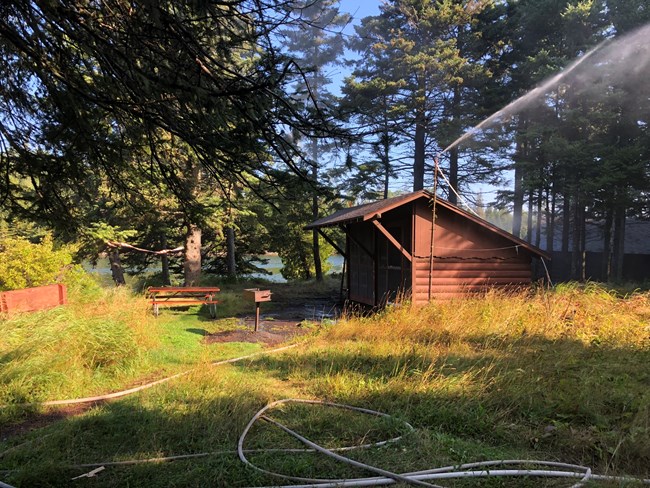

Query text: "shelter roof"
[306, 190, 550, 260]
[305, 191, 425, 230]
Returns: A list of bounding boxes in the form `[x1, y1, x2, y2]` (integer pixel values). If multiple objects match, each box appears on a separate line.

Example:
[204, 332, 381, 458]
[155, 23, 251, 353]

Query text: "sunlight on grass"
[1, 284, 649, 486]
[0, 287, 259, 410]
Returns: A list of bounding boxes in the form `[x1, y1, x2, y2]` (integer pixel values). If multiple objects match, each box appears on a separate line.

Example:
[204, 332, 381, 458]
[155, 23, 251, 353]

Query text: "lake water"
[84, 254, 344, 283]
[246, 254, 344, 283]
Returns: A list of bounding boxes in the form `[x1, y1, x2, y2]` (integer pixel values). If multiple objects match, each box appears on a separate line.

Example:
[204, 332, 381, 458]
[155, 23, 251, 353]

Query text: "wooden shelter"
[306, 190, 550, 306]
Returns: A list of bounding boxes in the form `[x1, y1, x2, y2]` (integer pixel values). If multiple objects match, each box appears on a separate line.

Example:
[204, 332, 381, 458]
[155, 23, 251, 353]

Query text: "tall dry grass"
[329, 284, 650, 348]
[1, 283, 649, 486]
[308, 284, 650, 473]
[0, 286, 159, 406]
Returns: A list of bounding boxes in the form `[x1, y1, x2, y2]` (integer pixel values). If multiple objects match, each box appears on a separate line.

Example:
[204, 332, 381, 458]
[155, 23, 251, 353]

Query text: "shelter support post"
[372, 220, 412, 262]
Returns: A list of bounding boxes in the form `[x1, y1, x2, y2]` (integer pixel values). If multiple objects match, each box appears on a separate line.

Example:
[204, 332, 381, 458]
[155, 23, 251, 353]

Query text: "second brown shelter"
[306, 190, 549, 306]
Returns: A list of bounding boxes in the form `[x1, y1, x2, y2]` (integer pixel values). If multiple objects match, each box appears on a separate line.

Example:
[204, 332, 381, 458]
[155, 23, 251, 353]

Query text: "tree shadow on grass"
[0, 388, 276, 487]
[185, 328, 208, 336]
[1, 334, 649, 487]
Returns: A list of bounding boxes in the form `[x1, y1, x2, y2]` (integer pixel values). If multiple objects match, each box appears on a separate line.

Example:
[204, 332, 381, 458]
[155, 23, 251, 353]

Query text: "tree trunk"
[561, 195, 570, 253]
[160, 234, 171, 286]
[447, 85, 461, 205]
[512, 118, 528, 238]
[301, 247, 312, 280]
[108, 248, 126, 286]
[413, 106, 426, 192]
[312, 163, 323, 281]
[612, 205, 626, 281]
[226, 226, 236, 278]
[310, 50, 323, 282]
[602, 208, 613, 281]
[183, 223, 201, 286]
[512, 167, 523, 237]
[535, 187, 543, 248]
[545, 184, 555, 253]
[570, 196, 583, 281]
[580, 209, 586, 282]
[183, 159, 202, 287]
[448, 146, 459, 205]
[526, 190, 533, 243]
[383, 130, 390, 200]
[382, 96, 391, 199]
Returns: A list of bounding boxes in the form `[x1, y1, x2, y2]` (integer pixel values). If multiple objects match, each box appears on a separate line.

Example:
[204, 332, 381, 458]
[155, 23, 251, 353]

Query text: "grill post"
[243, 288, 272, 332]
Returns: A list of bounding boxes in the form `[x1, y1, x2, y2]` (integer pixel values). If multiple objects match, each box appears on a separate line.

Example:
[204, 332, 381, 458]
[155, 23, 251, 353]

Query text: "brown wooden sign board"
[0, 284, 67, 315]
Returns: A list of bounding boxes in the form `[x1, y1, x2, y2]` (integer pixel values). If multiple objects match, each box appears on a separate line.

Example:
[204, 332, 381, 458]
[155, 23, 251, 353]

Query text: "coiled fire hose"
[3, 397, 650, 487]
[238, 399, 650, 488]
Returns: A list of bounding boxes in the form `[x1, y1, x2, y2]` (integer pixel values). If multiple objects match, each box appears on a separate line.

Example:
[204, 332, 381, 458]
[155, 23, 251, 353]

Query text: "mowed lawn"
[1, 283, 649, 487]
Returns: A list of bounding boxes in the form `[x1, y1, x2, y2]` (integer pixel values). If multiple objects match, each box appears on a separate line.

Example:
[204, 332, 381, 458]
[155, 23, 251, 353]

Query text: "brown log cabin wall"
[343, 197, 535, 307]
[412, 201, 532, 304]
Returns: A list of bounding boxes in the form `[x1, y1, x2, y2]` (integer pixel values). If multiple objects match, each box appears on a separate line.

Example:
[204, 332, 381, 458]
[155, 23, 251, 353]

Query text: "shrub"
[0, 234, 90, 291]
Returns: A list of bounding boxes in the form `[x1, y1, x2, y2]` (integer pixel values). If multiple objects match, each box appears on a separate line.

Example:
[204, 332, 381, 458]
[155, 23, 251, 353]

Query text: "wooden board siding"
[411, 200, 533, 303]
[412, 258, 531, 302]
[413, 197, 435, 259]
[348, 222, 375, 305]
[376, 206, 412, 305]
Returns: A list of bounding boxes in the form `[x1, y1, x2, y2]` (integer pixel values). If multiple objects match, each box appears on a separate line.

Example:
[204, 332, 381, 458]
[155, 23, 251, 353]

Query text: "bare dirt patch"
[204, 318, 316, 346]
[204, 298, 339, 346]
[1, 403, 96, 448]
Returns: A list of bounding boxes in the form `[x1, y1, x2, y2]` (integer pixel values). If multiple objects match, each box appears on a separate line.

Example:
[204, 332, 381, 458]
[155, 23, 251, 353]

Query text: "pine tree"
[341, 17, 406, 199]
[279, 0, 350, 281]
[0, 1, 340, 233]
[345, 0, 497, 195]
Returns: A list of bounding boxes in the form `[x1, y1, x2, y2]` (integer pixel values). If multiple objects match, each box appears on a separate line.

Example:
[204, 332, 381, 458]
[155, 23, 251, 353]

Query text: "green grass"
[0, 286, 261, 415]
[1, 283, 649, 487]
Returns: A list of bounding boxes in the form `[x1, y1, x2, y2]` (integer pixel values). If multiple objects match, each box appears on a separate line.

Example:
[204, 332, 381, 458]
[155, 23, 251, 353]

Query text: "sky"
[329, 0, 505, 203]
[329, 0, 380, 94]
[339, 0, 380, 23]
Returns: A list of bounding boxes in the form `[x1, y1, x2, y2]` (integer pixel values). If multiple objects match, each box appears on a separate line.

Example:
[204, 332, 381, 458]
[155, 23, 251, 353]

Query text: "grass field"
[1, 282, 649, 487]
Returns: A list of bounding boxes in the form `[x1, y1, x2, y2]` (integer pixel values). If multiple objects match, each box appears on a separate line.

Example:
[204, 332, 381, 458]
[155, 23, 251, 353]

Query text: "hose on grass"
[238, 399, 650, 488]
[0, 344, 296, 488]
[3, 397, 650, 487]
[0, 345, 290, 487]
[0, 344, 297, 409]
[238, 399, 427, 487]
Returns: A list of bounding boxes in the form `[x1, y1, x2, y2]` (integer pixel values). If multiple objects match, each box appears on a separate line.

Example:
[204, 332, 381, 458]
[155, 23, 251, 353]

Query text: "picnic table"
[147, 287, 220, 318]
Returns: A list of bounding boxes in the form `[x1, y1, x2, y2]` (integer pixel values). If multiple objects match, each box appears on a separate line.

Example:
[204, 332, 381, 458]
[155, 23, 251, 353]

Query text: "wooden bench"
[147, 287, 220, 318]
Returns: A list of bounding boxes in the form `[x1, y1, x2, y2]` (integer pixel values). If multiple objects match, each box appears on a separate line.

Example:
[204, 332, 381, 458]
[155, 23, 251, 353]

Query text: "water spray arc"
[440, 22, 650, 155]
[429, 22, 650, 231]
[440, 38, 607, 155]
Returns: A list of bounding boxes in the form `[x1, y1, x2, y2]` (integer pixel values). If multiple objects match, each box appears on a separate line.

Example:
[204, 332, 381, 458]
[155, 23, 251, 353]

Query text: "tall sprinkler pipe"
[428, 155, 440, 300]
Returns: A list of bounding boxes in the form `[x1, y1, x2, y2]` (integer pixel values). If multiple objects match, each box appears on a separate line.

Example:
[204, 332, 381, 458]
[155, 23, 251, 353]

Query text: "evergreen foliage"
[343, 0, 499, 195]
[279, 0, 350, 281]
[0, 0, 649, 284]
